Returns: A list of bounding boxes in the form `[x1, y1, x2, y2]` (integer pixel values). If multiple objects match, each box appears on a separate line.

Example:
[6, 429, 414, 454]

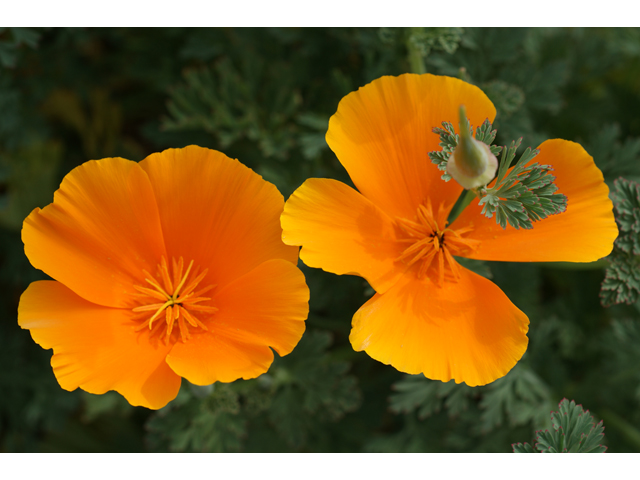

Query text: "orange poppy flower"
[18, 145, 309, 409]
[281, 74, 617, 386]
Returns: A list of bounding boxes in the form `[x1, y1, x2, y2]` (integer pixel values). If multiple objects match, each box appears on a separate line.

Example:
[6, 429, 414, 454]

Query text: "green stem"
[447, 189, 477, 225]
[406, 28, 426, 74]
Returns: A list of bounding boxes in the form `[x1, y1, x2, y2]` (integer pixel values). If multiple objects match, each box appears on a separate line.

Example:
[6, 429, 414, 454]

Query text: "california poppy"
[19, 145, 309, 409]
[281, 74, 617, 386]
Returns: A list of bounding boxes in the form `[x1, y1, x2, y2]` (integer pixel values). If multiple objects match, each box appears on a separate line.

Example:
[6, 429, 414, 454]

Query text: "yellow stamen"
[148, 300, 173, 328]
[179, 268, 209, 298]
[165, 305, 173, 329]
[190, 284, 216, 298]
[131, 256, 217, 344]
[395, 201, 481, 285]
[172, 257, 184, 290]
[187, 304, 219, 313]
[159, 256, 173, 293]
[132, 302, 168, 313]
[178, 315, 189, 342]
[181, 306, 209, 331]
[132, 285, 167, 302]
[173, 259, 194, 299]
[142, 271, 170, 298]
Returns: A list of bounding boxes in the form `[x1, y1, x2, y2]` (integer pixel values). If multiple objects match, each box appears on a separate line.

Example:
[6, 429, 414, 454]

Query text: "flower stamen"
[159, 256, 173, 294]
[131, 256, 216, 344]
[396, 202, 480, 286]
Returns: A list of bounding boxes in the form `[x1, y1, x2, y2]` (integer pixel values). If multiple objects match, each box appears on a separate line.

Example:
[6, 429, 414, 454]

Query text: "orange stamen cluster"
[131, 256, 217, 344]
[395, 200, 480, 286]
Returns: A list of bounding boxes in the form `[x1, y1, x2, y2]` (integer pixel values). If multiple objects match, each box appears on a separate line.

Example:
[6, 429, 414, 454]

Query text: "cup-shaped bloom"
[281, 74, 617, 386]
[18, 145, 309, 409]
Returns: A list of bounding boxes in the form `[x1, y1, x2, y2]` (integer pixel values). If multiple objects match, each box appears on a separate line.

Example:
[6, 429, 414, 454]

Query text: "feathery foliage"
[429, 119, 567, 229]
[601, 178, 640, 306]
[513, 398, 607, 453]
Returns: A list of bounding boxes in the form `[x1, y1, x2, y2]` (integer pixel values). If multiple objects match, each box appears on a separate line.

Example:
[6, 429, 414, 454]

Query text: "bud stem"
[406, 28, 426, 74]
[447, 188, 478, 225]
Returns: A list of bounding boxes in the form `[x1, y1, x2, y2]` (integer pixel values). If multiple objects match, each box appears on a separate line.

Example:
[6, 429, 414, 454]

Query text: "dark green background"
[1, 27, 640, 452]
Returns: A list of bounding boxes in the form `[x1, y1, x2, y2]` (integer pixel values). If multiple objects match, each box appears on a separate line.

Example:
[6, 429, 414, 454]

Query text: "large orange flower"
[18, 145, 309, 409]
[281, 74, 617, 386]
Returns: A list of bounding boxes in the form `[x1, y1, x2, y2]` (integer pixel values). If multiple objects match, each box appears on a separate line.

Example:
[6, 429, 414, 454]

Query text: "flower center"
[131, 256, 217, 344]
[395, 200, 480, 286]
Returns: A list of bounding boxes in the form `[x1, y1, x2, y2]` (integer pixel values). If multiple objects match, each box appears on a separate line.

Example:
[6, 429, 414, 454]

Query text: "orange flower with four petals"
[18, 146, 309, 409]
[281, 74, 617, 386]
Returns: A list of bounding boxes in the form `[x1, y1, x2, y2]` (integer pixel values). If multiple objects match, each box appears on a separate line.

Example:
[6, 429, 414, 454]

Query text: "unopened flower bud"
[447, 105, 498, 189]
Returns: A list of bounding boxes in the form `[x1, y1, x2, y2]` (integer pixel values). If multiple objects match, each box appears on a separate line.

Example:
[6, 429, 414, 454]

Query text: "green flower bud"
[447, 105, 498, 189]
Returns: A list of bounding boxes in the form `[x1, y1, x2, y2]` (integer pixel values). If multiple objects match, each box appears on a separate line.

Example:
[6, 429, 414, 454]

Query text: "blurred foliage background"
[2, 27, 640, 453]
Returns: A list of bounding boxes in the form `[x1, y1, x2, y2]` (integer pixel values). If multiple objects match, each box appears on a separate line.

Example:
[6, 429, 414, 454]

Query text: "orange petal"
[166, 259, 309, 385]
[326, 74, 496, 220]
[282, 178, 407, 293]
[22, 158, 166, 308]
[451, 139, 618, 262]
[18, 281, 180, 409]
[349, 268, 529, 386]
[139, 146, 298, 289]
